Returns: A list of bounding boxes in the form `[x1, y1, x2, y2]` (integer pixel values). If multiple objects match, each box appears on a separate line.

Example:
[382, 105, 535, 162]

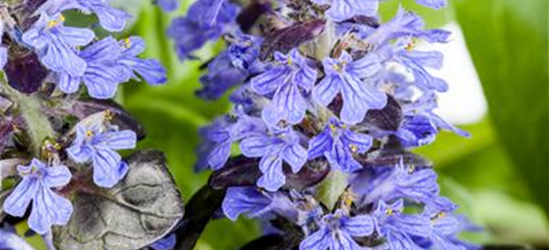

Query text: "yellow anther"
[405, 38, 418, 52]
[333, 64, 342, 71]
[287, 57, 292, 66]
[105, 110, 114, 121]
[408, 165, 415, 174]
[349, 144, 358, 153]
[385, 208, 394, 216]
[47, 15, 65, 29]
[123, 38, 132, 49]
[86, 130, 94, 137]
[432, 212, 446, 221]
[329, 124, 337, 131]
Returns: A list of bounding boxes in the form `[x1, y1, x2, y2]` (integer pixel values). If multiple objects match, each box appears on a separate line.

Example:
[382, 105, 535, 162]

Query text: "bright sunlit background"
[97, 0, 548, 249]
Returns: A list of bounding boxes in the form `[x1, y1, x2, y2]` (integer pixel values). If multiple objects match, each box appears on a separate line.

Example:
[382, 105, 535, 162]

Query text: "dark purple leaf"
[68, 99, 146, 140]
[237, 0, 272, 32]
[173, 185, 225, 250]
[361, 95, 402, 131]
[5, 50, 48, 94]
[357, 137, 432, 168]
[209, 156, 330, 190]
[260, 20, 326, 60]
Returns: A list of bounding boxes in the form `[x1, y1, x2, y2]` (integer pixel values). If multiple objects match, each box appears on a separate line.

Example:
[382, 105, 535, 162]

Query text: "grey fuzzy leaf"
[53, 150, 184, 250]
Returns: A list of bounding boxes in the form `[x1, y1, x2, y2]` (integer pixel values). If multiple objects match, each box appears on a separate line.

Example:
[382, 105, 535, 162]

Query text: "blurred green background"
[109, 0, 548, 249]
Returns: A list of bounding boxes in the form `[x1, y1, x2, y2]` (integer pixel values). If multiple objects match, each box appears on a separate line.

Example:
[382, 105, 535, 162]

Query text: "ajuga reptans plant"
[0, 0, 184, 250]
[166, 0, 481, 249]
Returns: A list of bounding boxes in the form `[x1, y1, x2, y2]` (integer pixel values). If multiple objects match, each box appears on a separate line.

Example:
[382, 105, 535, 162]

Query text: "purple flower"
[117, 36, 167, 85]
[299, 209, 375, 250]
[240, 127, 308, 191]
[57, 36, 125, 99]
[308, 118, 372, 173]
[222, 187, 297, 221]
[197, 112, 266, 171]
[150, 233, 176, 250]
[311, 0, 378, 22]
[372, 200, 431, 250]
[395, 114, 438, 147]
[251, 49, 317, 125]
[66, 123, 136, 188]
[3, 159, 73, 234]
[22, 13, 94, 76]
[313, 51, 386, 124]
[157, 0, 179, 12]
[42, 0, 131, 32]
[167, 2, 239, 59]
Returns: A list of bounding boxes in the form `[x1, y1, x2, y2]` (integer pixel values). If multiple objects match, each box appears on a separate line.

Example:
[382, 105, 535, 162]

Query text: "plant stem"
[1, 82, 55, 156]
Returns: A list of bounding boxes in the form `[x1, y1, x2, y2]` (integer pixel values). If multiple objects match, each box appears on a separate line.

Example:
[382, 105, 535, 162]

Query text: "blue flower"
[57, 36, 125, 99]
[197, 112, 266, 171]
[3, 159, 73, 234]
[157, 0, 179, 12]
[311, 0, 379, 22]
[299, 209, 375, 250]
[167, 2, 239, 59]
[222, 187, 297, 221]
[150, 233, 176, 250]
[42, 0, 131, 32]
[66, 123, 136, 188]
[117, 36, 167, 85]
[240, 127, 308, 191]
[187, 0, 227, 25]
[0, 228, 36, 250]
[403, 92, 469, 137]
[22, 13, 95, 76]
[415, 0, 447, 9]
[394, 40, 449, 92]
[226, 33, 263, 72]
[352, 163, 440, 205]
[313, 51, 386, 124]
[372, 200, 432, 250]
[308, 118, 372, 173]
[395, 114, 438, 148]
[251, 49, 317, 126]
[196, 51, 247, 100]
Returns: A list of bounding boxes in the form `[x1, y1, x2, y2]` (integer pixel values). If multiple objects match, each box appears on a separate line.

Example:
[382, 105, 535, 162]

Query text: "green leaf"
[452, 0, 549, 214]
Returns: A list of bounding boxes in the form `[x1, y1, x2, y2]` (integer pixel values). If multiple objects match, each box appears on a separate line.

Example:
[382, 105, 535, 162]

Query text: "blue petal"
[92, 147, 123, 188]
[56, 26, 95, 47]
[94, 130, 137, 150]
[58, 73, 82, 94]
[240, 135, 274, 157]
[222, 187, 272, 220]
[282, 144, 308, 173]
[299, 228, 330, 250]
[157, 0, 179, 12]
[187, 0, 226, 25]
[83, 65, 123, 99]
[262, 83, 308, 125]
[28, 187, 73, 234]
[3, 178, 38, 217]
[207, 140, 231, 170]
[42, 165, 72, 188]
[340, 73, 387, 124]
[257, 154, 285, 191]
[126, 58, 168, 85]
[151, 233, 177, 250]
[323, 0, 378, 22]
[251, 67, 287, 95]
[41, 40, 87, 76]
[91, 4, 131, 32]
[80, 36, 121, 62]
[342, 215, 375, 237]
[308, 130, 333, 160]
[415, 0, 447, 9]
[312, 74, 340, 107]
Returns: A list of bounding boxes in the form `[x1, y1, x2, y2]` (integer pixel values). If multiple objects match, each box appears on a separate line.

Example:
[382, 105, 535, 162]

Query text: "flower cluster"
[0, 0, 172, 248]
[173, 0, 478, 249]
